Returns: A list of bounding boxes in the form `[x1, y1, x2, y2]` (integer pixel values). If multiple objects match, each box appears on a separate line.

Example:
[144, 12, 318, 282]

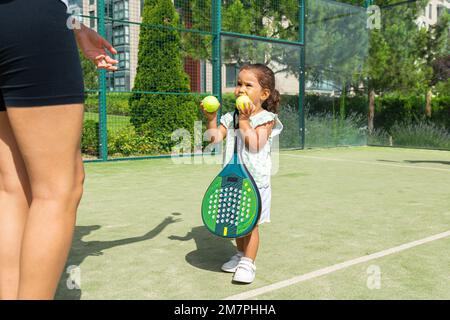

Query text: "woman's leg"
[6, 104, 85, 299]
[0, 113, 32, 299]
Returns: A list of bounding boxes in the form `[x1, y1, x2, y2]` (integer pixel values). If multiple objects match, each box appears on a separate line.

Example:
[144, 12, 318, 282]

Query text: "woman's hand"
[74, 23, 119, 71]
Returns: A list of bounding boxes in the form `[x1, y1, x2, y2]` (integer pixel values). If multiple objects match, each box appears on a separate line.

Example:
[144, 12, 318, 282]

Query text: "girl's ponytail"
[262, 88, 280, 114]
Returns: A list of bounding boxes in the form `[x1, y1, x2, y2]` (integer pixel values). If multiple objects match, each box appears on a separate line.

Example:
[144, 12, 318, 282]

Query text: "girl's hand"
[200, 102, 219, 121]
[238, 101, 255, 121]
[74, 23, 119, 71]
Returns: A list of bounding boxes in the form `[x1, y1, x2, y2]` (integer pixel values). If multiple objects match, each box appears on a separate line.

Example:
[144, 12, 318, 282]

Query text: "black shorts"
[0, 0, 85, 112]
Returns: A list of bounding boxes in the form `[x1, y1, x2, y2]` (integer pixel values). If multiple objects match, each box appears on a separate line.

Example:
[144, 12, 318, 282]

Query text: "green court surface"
[55, 146, 450, 300]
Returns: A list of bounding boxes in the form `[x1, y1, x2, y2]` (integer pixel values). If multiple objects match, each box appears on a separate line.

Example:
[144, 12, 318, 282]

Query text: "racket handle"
[233, 109, 240, 155]
[233, 109, 239, 130]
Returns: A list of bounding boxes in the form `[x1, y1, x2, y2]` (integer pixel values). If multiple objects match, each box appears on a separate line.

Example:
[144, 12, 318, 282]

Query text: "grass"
[55, 146, 450, 299]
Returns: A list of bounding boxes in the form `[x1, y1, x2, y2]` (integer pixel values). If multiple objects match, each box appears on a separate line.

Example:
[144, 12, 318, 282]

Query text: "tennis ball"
[236, 95, 252, 110]
[202, 96, 220, 113]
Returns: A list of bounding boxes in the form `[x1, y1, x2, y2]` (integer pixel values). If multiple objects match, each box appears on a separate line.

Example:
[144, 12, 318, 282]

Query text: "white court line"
[223, 230, 450, 300]
[281, 153, 450, 172]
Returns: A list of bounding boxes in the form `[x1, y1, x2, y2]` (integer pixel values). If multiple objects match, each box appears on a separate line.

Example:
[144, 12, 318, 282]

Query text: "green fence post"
[97, 0, 108, 161]
[212, 0, 222, 154]
[299, 0, 306, 149]
[364, 0, 374, 8]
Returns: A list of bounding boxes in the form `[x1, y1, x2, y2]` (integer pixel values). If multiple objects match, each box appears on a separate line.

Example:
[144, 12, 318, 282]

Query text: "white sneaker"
[232, 257, 256, 284]
[221, 251, 244, 273]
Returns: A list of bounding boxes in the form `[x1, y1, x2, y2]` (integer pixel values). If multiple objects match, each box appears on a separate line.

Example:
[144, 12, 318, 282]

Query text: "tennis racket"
[201, 109, 261, 238]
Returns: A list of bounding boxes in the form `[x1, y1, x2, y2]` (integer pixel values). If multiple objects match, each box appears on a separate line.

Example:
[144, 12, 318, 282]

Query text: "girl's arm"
[238, 105, 275, 153]
[201, 103, 227, 144]
[239, 119, 275, 153]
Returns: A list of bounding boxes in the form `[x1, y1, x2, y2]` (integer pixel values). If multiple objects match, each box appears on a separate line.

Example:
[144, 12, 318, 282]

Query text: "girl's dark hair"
[239, 63, 280, 114]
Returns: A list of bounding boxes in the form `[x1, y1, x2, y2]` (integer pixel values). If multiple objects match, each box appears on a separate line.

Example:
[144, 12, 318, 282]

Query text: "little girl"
[201, 63, 283, 284]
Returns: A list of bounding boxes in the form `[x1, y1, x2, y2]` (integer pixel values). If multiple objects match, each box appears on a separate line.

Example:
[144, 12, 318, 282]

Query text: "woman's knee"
[31, 160, 85, 205]
[75, 160, 85, 200]
[0, 171, 31, 203]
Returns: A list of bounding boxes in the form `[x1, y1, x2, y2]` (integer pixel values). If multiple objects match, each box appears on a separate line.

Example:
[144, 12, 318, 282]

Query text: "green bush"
[304, 111, 367, 147]
[81, 120, 99, 156]
[82, 120, 164, 157]
[278, 104, 301, 148]
[131, 95, 199, 153]
[108, 125, 160, 156]
[389, 121, 450, 149]
[106, 93, 132, 116]
[302, 92, 449, 136]
[220, 93, 237, 114]
[84, 92, 131, 116]
[367, 128, 392, 146]
[373, 94, 424, 132]
[305, 94, 367, 118]
[369, 120, 450, 150]
[84, 93, 98, 113]
[431, 95, 450, 129]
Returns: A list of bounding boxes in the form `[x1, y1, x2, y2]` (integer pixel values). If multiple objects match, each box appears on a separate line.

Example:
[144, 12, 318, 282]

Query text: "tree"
[79, 49, 98, 90]
[364, 0, 448, 123]
[418, 11, 449, 115]
[306, 0, 368, 93]
[129, 0, 198, 152]
[181, 0, 301, 77]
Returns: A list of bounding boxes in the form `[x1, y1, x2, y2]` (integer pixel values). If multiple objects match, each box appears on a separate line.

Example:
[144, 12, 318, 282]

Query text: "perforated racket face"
[201, 160, 261, 238]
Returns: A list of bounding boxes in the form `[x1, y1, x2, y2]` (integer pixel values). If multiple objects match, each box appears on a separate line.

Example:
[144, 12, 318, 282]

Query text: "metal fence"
[74, 0, 449, 162]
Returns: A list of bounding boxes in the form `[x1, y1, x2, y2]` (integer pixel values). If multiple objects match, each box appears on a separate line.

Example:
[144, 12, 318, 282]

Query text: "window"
[114, 77, 125, 86]
[117, 51, 130, 69]
[104, 1, 113, 18]
[89, 0, 95, 5]
[113, 25, 130, 45]
[113, 74, 129, 91]
[429, 4, 432, 19]
[89, 10, 96, 28]
[114, 0, 129, 20]
[437, 5, 445, 18]
[225, 64, 238, 88]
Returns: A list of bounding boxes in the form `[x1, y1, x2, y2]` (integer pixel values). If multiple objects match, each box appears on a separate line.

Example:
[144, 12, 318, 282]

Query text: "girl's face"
[234, 69, 270, 109]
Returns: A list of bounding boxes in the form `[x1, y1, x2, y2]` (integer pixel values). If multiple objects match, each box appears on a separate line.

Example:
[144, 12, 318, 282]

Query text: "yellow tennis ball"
[236, 95, 252, 110]
[202, 96, 220, 113]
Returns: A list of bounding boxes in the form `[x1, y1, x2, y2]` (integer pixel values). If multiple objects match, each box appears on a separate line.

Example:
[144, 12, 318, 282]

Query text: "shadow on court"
[404, 160, 450, 165]
[169, 226, 236, 273]
[377, 159, 450, 166]
[55, 215, 181, 300]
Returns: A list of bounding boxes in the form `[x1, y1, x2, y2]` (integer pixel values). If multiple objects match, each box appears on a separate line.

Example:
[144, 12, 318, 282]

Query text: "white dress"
[220, 110, 283, 224]
[60, 0, 69, 8]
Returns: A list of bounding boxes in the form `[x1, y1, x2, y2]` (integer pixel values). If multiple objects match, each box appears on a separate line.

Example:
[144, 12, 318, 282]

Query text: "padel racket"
[201, 109, 261, 238]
